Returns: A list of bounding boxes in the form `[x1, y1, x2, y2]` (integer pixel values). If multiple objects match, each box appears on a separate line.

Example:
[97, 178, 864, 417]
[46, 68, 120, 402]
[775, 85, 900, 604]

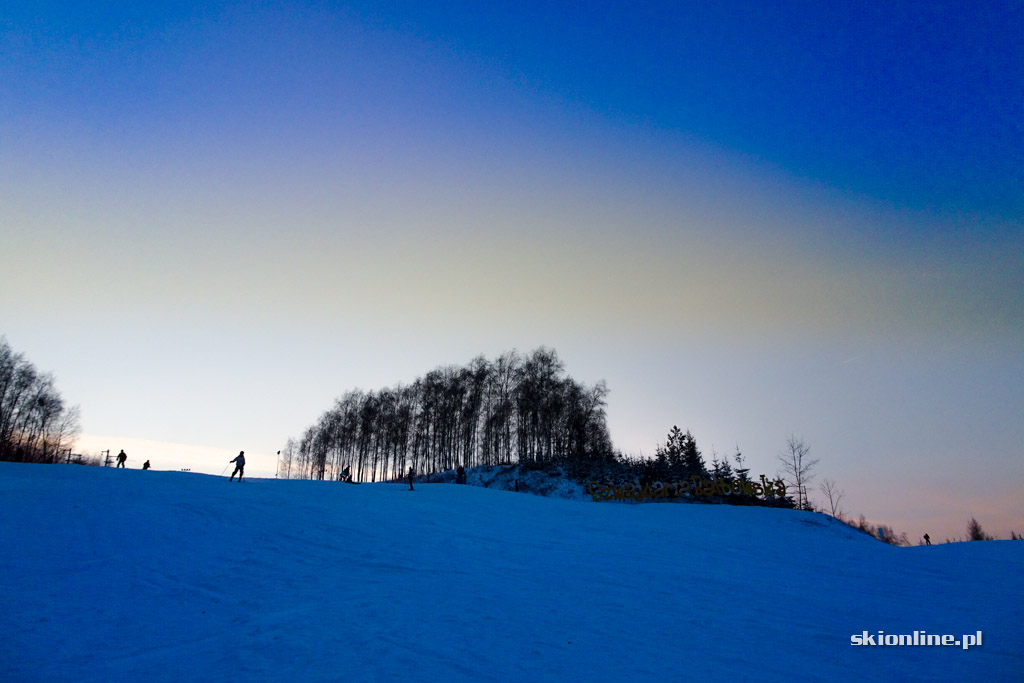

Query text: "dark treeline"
[0, 337, 80, 464]
[281, 347, 615, 482]
[588, 426, 793, 508]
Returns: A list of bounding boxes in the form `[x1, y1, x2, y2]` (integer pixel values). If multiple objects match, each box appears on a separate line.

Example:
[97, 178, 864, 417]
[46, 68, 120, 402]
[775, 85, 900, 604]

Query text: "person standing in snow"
[229, 451, 245, 482]
[456, 466, 466, 485]
[116, 450, 127, 468]
[408, 467, 415, 491]
[142, 460, 151, 470]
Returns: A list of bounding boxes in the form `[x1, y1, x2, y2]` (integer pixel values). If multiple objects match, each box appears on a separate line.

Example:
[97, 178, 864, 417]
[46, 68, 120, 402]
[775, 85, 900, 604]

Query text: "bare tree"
[777, 436, 819, 510]
[285, 347, 613, 482]
[278, 438, 297, 479]
[0, 337, 80, 463]
[819, 478, 845, 518]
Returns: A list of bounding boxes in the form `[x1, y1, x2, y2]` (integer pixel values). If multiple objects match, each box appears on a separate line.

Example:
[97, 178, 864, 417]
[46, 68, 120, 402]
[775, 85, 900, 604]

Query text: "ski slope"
[1, 462, 1020, 681]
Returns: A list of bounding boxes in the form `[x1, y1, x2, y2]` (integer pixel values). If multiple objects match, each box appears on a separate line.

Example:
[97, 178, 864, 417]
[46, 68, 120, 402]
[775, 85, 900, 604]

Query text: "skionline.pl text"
[851, 631, 982, 649]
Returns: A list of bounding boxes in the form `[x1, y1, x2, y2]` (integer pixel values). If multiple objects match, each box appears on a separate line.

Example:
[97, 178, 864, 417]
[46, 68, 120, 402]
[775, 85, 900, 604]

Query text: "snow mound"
[424, 463, 589, 500]
[1, 462, 1021, 681]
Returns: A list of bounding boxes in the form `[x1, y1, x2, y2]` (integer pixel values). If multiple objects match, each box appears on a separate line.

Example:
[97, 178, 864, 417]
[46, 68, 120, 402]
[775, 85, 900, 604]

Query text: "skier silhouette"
[229, 451, 245, 482]
[142, 460, 151, 470]
[923, 533, 931, 545]
[116, 450, 127, 468]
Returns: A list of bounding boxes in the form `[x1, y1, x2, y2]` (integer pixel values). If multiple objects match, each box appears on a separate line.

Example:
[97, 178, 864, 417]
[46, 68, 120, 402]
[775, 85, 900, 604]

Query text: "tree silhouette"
[0, 337, 80, 464]
[967, 517, 993, 541]
[283, 347, 612, 482]
[777, 436, 818, 510]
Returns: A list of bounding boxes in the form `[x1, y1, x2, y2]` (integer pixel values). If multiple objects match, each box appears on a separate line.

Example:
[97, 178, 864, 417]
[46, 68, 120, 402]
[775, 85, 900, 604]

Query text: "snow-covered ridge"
[1, 462, 1020, 680]
[413, 464, 590, 500]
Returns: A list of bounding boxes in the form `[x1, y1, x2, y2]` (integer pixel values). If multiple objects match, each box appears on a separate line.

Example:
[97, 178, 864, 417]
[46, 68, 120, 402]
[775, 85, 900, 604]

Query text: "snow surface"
[418, 464, 589, 500]
[1, 462, 1020, 682]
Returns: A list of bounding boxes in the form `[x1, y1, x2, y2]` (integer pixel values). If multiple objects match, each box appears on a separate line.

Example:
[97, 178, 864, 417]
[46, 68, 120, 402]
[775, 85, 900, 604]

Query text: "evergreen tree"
[652, 446, 669, 482]
[653, 427, 679, 481]
[710, 448, 734, 480]
[656, 426, 685, 479]
[654, 426, 707, 480]
[679, 429, 706, 479]
[732, 447, 750, 485]
[967, 517, 993, 541]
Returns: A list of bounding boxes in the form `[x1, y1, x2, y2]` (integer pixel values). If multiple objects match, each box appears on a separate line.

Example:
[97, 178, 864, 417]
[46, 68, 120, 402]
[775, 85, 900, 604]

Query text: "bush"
[967, 517, 994, 541]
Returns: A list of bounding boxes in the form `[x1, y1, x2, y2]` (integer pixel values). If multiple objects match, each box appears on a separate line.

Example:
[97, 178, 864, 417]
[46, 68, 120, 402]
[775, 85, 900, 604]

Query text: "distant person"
[456, 466, 466, 485]
[341, 466, 352, 483]
[923, 533, 931, 546]
[142, 460, 151, 470]
[229, 451, 245, 482]
[408, 467, 415, 491]
[116, 450, 127, 468]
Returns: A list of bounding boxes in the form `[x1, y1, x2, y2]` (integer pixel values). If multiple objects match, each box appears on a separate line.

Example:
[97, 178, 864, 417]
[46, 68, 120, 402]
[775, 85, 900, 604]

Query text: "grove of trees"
[0, 337, 80, 464]
[280, 347, 615, 482]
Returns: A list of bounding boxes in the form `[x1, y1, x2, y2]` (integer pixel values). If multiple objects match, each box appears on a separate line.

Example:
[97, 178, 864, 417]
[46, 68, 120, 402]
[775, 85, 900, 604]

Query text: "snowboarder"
[456, 465, 466, 485]
[142, 460, 151, 470]
[116, 450, 127, 468]
[229, 451, 245, 482]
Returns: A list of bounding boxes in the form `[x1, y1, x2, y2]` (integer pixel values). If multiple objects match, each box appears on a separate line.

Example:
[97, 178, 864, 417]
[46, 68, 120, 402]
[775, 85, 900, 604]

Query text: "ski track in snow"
[1, 462, 1021, 681]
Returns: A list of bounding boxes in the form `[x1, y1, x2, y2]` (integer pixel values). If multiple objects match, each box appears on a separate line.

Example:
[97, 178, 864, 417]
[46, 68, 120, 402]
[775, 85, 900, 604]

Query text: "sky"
[2, 1, 1022, 541]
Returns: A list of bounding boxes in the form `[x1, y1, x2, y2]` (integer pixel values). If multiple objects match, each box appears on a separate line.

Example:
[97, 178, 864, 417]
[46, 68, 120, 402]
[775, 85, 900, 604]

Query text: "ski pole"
[220, 463, 230, 476]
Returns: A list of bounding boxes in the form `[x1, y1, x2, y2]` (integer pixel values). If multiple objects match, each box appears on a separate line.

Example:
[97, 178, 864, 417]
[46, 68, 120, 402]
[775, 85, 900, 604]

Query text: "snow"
[1, 462, 1020, 681]
[421, 464, 590, 500]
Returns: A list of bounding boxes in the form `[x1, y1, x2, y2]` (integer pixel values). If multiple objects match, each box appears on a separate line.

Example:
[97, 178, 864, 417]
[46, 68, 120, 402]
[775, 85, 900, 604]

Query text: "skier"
[142, 460, 151, 470]
[408, 467, 415, 491]
[456, 465, 466, 485]
[923, 533, 931, 545]
[116, 450, 127, 468]
[229, 451, 245, 482]
[342, 466, 352, 483]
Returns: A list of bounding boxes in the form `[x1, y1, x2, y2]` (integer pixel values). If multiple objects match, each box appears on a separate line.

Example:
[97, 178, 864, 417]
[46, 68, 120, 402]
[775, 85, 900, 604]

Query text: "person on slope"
[116, 450, 127, 468]
[229, 451, 246, 482]
[142, 460, 151, 470]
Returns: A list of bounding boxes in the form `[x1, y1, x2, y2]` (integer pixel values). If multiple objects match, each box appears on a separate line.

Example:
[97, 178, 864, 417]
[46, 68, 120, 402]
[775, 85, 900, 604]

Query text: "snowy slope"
[1, 462, 1020, 682]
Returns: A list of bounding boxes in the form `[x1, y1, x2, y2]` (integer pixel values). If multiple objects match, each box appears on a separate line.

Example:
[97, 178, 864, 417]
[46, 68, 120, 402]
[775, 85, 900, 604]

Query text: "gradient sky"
[3, 1, 1022, 541]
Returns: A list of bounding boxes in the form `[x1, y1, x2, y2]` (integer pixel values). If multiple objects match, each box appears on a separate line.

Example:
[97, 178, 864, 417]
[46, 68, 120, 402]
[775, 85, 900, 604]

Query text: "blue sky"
[8, 1, 1019, 215]
[2, 1, 1022, 540]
